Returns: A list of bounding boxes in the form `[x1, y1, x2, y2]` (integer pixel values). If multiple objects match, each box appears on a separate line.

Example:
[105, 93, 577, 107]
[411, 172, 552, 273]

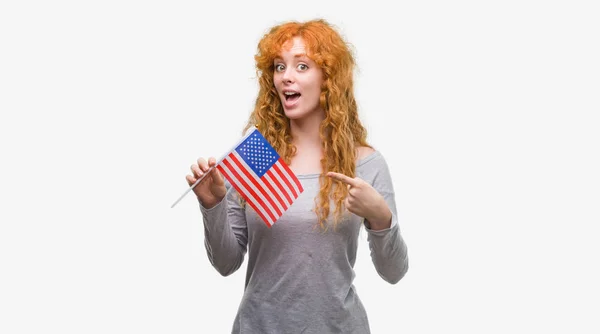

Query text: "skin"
[273, 37, 324, 123]
[326, 171, 392, 230]
[186, 37, 392, 230]
[274, 37, 326, 175]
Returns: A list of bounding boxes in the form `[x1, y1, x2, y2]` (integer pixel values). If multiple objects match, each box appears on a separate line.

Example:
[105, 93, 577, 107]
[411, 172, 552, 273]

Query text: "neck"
[289, 111, 324, 149]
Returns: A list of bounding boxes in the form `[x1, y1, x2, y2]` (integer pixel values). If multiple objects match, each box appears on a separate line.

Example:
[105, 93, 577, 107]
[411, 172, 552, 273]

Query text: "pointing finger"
[326, 172, 360, 187]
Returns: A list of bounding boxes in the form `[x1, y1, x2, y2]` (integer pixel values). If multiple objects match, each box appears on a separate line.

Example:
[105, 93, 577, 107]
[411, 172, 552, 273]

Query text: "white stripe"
[275, 160, 301, 198]
[263, 172, 289, 210]
[257, 172, 287, 213]
[221, 158, 274, 226]
[269, 165, 296, 203]
[228, 152, 281, 220]
[221, 157, 274, 226]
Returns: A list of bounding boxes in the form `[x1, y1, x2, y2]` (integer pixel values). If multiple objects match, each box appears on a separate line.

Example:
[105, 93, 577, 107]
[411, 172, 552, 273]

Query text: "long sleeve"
[361, 153, 409, 284]
[199, 182, 248, 276]
[215, 151, 406, 332]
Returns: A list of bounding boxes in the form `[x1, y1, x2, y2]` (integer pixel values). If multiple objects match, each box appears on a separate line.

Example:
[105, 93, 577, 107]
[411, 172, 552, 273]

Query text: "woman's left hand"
[327, 172, 392, 230]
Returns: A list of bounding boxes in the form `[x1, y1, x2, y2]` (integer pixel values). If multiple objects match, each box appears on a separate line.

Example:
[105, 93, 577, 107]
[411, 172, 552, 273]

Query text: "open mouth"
[284, 92, 301, 102]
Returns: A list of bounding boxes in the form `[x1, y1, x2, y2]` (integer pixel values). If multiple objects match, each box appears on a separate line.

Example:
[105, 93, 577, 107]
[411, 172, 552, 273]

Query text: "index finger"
[326, 172, 359, 187]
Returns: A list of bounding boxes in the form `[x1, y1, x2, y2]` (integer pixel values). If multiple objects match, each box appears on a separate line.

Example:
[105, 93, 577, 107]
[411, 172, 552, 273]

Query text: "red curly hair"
[244, 19, 371, 229]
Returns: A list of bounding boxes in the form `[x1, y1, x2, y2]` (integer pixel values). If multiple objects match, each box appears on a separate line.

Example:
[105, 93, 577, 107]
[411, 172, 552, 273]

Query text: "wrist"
[366, 207, 392, 230]
[198, 196, 220, 210]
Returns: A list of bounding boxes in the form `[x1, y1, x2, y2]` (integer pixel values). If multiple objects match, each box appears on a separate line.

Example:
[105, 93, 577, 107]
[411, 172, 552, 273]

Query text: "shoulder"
[356, 147, 386, 169]
[356, 148, 393, 185]
[356, 146, 388, 171]
[356, 146, 376, 161]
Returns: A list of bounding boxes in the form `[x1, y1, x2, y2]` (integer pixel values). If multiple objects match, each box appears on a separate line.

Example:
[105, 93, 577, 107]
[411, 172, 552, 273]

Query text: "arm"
[363, 156, 409, 284]
[200, 181, 248, 277]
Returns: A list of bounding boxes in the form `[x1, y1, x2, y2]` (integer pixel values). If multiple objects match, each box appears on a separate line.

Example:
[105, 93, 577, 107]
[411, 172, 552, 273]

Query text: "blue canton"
[235, 130, 280, 177]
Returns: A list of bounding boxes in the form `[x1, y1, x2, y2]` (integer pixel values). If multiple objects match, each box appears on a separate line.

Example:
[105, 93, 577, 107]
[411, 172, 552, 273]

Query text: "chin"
[283, 109, 308, 120]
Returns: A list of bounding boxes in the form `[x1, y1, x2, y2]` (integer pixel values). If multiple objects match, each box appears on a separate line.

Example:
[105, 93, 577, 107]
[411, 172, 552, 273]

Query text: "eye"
[274, 64, 285, 72]
[297, 64, 308, 71]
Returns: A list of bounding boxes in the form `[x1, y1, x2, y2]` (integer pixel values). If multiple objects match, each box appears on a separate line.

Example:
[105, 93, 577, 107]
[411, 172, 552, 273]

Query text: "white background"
[1, 0, 599, 333]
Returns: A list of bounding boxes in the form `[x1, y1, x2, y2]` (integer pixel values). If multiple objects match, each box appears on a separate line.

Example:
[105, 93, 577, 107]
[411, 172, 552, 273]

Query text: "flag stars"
[236, 132, 280, 176]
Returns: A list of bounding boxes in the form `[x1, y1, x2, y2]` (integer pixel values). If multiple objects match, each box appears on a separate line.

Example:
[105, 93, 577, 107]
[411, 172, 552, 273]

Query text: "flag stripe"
[262, 171, 290, 209]
[273, 162, 298, 198]
[275, 160, 302, 196]
[244, 197, 274, 228]
[222, 157, 277, 223]
[278, 158, 304, 192]
[223, 155, 277, 223]
[265, 169, 293, 206]
[246, 194, 275, 227]
[229, 152, 284, 217]
[216, 164, 273, 226]
[213, 128, 304, 227]
[257, 171, 288, 212]
[267, 168, 295, 204]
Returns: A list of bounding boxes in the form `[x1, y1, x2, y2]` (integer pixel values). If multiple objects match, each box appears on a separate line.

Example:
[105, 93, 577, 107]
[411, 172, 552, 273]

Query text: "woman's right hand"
[186, 157, 227, 209]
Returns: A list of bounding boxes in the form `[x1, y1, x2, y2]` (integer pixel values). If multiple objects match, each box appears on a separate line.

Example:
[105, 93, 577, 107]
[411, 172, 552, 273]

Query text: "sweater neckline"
[295, 151, 381, 180]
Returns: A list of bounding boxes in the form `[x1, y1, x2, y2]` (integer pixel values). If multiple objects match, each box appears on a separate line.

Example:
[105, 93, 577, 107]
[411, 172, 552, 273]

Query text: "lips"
[282, 91, 301, 108]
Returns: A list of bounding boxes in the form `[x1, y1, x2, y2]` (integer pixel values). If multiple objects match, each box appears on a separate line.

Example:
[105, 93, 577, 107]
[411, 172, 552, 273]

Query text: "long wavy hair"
[243, 19, 370, 229]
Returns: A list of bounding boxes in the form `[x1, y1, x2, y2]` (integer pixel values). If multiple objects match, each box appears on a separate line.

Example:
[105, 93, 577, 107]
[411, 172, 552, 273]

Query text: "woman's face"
[273, 37, 324, 121]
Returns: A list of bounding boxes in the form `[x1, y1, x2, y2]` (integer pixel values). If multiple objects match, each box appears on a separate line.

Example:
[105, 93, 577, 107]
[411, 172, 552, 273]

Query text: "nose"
[281, 67, 294, 84]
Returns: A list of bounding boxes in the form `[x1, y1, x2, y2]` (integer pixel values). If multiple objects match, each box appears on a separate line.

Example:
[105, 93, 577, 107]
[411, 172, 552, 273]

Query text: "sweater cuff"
[364, 213, 399, 236]
[199, 196, 227, 214]
[199, 196, 228, 233]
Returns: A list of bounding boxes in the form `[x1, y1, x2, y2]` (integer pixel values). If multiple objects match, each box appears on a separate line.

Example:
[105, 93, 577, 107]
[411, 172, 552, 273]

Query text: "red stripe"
[259, 172, 288, 211]
[222, 157, 277, 223]
[277, 158, 303, 192]
[229, 153, 283, 217]
[273, 163, 298, 198]
[217, 162, 273, 227]
[265, 169, 293, 206]
[222, 158, 277, 223]
[245, 199, 273, 228]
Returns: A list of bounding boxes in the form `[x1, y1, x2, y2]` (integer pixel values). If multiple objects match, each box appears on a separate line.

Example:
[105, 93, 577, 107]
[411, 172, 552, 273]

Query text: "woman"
[186, 19, 408, 334]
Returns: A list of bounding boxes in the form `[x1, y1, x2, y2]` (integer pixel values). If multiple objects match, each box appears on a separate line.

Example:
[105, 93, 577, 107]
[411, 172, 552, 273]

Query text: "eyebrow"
[274, 54, 309, 61]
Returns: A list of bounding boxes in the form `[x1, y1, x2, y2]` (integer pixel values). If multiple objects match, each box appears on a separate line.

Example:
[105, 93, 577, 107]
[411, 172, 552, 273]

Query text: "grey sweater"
[200, 151, 409, 334]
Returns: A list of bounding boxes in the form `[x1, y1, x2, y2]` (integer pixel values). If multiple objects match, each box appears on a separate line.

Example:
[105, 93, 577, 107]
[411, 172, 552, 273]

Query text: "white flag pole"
[171, 126, 257, 208]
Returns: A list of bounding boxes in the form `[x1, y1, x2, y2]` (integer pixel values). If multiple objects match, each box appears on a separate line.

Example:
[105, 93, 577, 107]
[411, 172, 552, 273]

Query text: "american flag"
[216, 128, 304, 227]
